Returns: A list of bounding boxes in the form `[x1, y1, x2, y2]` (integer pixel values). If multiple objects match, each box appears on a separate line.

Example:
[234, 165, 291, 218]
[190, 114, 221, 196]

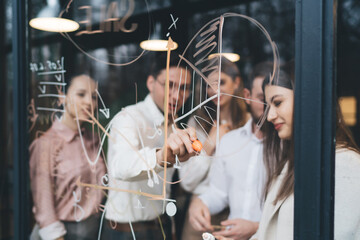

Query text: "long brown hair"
[262, 66, 295, 203]
[194, 57, 247, 133]
[335, 102, 360, 153]
[262, 62, 360, 204]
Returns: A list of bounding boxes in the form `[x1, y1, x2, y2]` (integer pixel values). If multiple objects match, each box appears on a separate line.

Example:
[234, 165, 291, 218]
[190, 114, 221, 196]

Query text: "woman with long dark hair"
[252, 63, 360, 239]
[216, 62, 360, 240]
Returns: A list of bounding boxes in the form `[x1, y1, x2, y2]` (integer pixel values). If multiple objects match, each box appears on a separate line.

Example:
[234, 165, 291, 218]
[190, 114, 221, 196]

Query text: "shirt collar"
[51, 120, 79, 143]
[144, 94, 165, 126]
[242, 118, 254, 136]
[241, 118, 263, 143]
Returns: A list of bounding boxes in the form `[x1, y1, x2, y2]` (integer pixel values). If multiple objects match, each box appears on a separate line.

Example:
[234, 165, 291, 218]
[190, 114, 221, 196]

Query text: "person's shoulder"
[336, 148, 360, 162]
[111, 100, 146, 123]
[29, 128, 59, 154]
[336, 148, 360, 172]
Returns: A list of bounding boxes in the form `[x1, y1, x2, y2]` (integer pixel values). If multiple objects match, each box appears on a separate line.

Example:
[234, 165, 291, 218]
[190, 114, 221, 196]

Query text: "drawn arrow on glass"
[95, 89, 110, 119]
[38, 85, 46, 94]
[55, 74, 62, 82]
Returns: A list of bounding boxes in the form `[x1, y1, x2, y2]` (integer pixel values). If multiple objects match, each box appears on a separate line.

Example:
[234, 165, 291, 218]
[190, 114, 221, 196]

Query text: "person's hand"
[156, 127, 197, 166]
[213, 218, 259, 240]
[56, 237, 65, 240]
[188, 197, 213, 232]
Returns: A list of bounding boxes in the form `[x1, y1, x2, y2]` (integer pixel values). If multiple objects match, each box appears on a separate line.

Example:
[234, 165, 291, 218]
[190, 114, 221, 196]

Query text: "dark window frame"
[294, 0, 336, 239]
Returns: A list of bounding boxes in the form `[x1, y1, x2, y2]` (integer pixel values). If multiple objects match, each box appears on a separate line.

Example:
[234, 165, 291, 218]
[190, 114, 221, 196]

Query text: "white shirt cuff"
[39, 221, 66, 240]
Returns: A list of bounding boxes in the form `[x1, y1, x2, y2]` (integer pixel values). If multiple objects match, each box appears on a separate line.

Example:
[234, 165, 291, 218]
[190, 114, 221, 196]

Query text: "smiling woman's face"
[206, 71, 239, 107]
[65, 75, 97, 123]
[265, 85, 294, 140]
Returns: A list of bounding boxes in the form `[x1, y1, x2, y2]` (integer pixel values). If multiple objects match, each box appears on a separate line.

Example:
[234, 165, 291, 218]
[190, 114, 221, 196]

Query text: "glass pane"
[338, 0, 360, 145]
[335, 0, 360, 239]
[1, 0, 358, 239]
[25, 0, 295, 240]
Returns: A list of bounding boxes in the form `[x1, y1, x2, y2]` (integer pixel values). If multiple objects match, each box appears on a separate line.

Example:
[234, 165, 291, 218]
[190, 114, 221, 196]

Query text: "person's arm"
[30, 138, 66, 239]
[108, 111, 196, 181]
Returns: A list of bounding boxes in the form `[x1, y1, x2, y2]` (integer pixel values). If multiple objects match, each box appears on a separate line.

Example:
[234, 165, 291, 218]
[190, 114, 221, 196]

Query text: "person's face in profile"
[147, 66, 192, 116]
[64, 75, 97, 124]
[206, 71, 240, 108]
[265, 84, 294, 140]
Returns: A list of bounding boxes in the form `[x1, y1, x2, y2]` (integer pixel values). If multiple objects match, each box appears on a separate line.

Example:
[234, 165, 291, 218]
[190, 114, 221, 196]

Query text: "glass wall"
[1, 0, 360, 239]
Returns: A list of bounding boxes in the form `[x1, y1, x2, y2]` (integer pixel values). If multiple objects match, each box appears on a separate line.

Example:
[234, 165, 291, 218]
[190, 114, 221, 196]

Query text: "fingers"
[212, 220, 236, 237]
[189, 198, 212, 232]
[167, 133, 186, 156]
[167, 128, 196, 156]
[186, 127, 197, 141]
[194, 212, 211, 231]
[202, 206, 212, 228]
[221, 219, 234, 225]
[213, 229, 233, 237]
[189, 207, 206, 231]
[190, 215, 206, 231]
[177, 131, 194, 154]
[200, 208, 213, 231]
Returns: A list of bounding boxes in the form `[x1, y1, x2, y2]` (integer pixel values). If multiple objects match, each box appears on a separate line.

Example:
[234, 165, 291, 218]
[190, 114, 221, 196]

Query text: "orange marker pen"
[192, 139, 203, 152]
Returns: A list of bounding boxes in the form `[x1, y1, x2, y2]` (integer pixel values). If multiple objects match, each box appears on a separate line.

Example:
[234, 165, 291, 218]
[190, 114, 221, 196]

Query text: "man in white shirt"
[188, 62, 273, 240]
[102, 53, 196, 239]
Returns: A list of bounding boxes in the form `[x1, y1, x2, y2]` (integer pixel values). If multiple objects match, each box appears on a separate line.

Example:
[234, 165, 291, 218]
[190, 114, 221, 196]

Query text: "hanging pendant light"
[208, 53, 240, 62]
[140, 40, 178, 51]
[29, 0, 79, 32]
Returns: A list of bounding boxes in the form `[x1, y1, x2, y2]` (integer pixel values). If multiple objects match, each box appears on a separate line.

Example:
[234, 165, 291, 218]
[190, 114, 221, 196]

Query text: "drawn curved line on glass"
[175, 12, 280, 126]
[59, 0, 150, 66]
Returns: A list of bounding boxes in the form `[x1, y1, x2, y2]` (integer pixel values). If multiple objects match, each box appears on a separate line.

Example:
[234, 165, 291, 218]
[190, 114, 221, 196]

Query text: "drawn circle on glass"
[176, 13, 280, 130]
[59, 0, 151, 66]
[166, 202, 177, 216]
